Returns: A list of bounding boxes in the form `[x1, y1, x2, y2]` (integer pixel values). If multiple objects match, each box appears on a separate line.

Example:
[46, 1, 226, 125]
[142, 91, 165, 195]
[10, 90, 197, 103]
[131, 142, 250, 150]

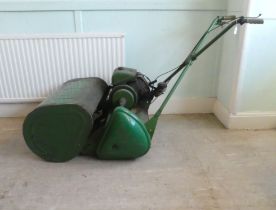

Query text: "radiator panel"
[0, 33, 125, 102]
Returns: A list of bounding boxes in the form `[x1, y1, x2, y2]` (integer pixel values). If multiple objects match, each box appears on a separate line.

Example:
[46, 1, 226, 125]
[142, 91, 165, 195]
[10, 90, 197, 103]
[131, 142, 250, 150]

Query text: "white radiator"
[0, 33, 125, 103]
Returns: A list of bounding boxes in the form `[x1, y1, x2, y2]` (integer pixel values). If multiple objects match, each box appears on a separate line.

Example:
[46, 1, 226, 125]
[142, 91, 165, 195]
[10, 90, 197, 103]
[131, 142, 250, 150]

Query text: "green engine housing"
[112, 67, 137, 85]
[110, 67, 152, 111]
[110, 67, 138, 109]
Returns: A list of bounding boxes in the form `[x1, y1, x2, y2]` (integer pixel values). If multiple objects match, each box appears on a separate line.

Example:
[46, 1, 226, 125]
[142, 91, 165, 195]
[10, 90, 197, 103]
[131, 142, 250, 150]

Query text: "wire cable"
[152, 16, 242, 84]
[153, 65, 181, 81]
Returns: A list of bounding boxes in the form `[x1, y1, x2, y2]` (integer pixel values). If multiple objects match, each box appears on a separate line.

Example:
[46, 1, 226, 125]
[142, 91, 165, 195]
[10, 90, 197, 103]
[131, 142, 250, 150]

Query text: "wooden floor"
[0, 114, 275, 210]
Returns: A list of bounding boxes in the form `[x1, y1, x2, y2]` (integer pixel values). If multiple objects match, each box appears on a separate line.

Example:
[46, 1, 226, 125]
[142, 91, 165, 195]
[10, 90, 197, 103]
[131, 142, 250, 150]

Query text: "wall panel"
[0, 0, 227, 116]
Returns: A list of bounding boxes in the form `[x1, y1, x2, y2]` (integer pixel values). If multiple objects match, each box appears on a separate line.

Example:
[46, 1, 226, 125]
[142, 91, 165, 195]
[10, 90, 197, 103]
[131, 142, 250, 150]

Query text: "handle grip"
[244, 18, 264, 24]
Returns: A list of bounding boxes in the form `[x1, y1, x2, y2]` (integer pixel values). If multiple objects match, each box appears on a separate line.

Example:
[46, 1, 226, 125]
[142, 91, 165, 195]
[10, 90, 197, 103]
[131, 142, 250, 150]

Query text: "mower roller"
[23, 15, 264, 162]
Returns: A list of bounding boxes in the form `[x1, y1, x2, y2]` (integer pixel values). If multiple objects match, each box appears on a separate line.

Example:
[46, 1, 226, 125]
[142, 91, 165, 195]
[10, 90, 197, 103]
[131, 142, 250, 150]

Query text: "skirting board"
[2, 99, 276, 130]
[0, 103, 39, 118]
[0, 97, 216, 117]
[149, 97, 216, 115]
[213, 100, 276, 129]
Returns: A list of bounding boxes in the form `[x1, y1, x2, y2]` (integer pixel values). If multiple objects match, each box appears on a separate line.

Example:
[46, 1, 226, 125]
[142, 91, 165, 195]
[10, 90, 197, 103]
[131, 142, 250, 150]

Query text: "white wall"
[216, 0, 248, 112]
[236, 0, 276, 112]
[214, 0, 276, 129]
[0, 0, 227, 116]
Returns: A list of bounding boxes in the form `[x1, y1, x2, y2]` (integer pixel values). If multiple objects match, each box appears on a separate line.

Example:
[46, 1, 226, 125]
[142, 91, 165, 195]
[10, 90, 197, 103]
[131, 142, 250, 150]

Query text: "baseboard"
[149, 97, 216, 115]
[229, 113, 276, 130]
[0, 97, 216, 117]
[0, 103, 39, 117]
[213, 100, 231, 128]
[213, 100, 276, 129]
[2, 99, 276, 130]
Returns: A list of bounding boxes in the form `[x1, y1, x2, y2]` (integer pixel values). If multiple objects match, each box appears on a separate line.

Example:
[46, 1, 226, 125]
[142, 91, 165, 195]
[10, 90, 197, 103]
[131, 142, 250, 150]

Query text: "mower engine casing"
[109, 67, 152, 111]
[81, 67, 153, 159]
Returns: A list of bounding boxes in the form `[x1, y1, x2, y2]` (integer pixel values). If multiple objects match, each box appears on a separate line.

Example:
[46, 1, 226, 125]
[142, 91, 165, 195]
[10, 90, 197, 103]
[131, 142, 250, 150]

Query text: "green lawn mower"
[23, 15, 263, 162]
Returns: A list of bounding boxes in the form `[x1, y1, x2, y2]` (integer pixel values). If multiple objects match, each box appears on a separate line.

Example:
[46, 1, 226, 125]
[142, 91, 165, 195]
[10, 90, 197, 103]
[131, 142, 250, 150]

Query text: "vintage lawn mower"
[23, 15, 263, 162]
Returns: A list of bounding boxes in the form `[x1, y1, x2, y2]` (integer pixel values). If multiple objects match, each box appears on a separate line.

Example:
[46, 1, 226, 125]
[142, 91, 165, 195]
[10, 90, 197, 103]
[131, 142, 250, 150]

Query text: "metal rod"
[154, 61, 193, 118]
[193, 20, 237, 58]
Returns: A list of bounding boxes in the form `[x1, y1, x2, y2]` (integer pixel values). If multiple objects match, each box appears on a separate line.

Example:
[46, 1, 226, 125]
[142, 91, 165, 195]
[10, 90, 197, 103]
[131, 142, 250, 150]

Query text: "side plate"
[96, 107, 151, 160]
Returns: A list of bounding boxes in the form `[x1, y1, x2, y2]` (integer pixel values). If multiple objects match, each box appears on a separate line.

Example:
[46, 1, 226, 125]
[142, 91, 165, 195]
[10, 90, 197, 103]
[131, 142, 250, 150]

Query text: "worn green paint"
[23, 105, 92, 162]
[145, 62, 193, 137]
[112, 68, 137, 85]
[96, 107, 151, 159]
[112, 89, 135, 108]
[23, 78, 107, 162]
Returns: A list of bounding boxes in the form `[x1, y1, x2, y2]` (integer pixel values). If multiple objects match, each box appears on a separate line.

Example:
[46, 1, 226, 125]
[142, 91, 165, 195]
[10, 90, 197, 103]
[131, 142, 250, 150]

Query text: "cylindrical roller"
[23, 77, 108, 162]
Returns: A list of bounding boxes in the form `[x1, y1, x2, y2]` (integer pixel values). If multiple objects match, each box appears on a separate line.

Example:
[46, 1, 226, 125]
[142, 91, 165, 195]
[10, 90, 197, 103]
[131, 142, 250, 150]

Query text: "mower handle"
[161, 15, 264, 85]
[220, 16, 264, 24]
[242, 18, 264, 24]
[150, 14, 264, 121]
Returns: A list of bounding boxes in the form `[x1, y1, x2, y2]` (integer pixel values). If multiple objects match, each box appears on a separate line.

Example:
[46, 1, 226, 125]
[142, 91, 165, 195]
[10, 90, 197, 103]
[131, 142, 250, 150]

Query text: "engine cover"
[110, 67, 152, 110]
